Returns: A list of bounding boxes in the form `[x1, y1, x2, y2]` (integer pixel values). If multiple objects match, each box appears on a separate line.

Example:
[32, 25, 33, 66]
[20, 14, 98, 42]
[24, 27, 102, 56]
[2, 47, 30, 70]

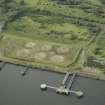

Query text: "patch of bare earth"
[56, 46, 70, 54]
[83, 67, 102, 75]
[17, 49, 30, 57]
[47, 51, 55, 56]
[40, 44, 52, 51]
[34, 52, 47, 60]
[25, 42, 36, 49]
[50, 55, 65, 63]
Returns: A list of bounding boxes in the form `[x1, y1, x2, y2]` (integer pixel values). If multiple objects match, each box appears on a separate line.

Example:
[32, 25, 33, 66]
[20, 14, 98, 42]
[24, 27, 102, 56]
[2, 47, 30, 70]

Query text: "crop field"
[0, 0, 105, 75]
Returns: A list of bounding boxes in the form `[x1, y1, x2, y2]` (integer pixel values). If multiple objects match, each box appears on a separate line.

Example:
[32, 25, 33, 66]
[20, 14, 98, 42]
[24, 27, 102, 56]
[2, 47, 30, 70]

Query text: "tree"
[101, 0, 105, 4]
[20, 0, 25, 5]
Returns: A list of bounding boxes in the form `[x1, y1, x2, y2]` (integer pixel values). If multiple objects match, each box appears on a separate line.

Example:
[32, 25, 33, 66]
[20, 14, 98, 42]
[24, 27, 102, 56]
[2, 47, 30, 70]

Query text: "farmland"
[0, 0, 105, 75]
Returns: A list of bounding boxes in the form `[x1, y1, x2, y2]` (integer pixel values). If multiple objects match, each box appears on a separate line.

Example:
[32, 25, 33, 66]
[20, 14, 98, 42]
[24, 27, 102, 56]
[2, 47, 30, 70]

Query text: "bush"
[93, 48, 102, 55]
[70, 34, 77, 40]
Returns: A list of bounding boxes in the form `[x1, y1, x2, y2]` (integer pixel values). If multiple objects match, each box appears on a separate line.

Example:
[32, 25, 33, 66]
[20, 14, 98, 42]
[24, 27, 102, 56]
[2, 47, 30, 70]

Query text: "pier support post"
[0, 62, 6, 71]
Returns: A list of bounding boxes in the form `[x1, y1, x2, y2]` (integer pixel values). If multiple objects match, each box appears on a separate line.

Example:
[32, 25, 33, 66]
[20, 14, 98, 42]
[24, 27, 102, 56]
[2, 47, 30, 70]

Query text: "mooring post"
[0, 62, 6, 71]
[21, 65, 30, 76]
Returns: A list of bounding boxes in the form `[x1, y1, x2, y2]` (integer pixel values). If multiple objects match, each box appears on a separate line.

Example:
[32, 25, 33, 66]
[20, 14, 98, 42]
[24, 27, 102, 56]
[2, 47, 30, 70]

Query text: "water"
[0, 63, 105, 105]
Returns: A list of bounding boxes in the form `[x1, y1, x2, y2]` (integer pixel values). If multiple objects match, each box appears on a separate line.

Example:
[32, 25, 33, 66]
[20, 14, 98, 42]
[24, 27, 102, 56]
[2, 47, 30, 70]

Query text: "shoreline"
[0, 58, 105, 81]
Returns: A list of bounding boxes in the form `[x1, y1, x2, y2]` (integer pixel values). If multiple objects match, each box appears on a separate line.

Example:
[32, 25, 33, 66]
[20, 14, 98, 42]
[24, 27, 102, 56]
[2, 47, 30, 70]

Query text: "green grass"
[0, 0, 105, 74]
[93, 31, 105, 59]
[0, 34, 82, 69]
[5, 15, 91, 43]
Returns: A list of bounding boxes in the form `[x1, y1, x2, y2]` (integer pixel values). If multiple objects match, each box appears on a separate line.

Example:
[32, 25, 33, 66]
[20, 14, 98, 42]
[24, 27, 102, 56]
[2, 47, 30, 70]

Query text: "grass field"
[0, 33, 83, 70]
[0, 0, 105, 74]
[5, 15, 92, 43]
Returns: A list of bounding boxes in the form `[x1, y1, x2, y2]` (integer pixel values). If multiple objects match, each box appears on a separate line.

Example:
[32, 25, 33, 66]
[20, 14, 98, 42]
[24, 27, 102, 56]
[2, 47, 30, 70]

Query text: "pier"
[67, 73, 76, 90]
[0, 61, 6, 71]
[40, 72, 84, 97]
[21, 65, 30, 76]
[0, 60, 84, 97]
[62, 72, 70, 86]
[61, 72, 76, 89]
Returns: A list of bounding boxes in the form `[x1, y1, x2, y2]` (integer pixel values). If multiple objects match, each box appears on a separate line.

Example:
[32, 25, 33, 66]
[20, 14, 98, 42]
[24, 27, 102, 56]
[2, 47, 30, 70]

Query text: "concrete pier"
[67, 73, 76, 90]
[0, 62, 6, 70]
[47, 85, 57, 90]
[40, 72, 84, 97]
[21, 66, 30, 76]
[62, 72, 70, 85]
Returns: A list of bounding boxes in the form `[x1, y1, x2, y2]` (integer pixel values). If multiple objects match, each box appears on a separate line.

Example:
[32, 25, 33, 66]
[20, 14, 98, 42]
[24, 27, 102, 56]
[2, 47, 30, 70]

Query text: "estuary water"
[0, 63, 105, 105]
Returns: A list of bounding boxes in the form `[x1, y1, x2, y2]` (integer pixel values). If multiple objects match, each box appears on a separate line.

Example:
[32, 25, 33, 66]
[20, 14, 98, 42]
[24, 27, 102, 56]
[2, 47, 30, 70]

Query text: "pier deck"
[0, 61, 6, 70]
[62, 72, 70, 86]
[67, 73, 76, 90]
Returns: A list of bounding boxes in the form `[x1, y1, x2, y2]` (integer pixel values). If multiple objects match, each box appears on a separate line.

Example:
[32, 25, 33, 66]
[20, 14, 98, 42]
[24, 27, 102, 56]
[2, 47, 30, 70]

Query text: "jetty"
[67, 73, 76, 90]
[40, 72, 84, 97]
[62, 72, 70, 86]
[21, 65, 30, 76]
[0, 61, 6, 71]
